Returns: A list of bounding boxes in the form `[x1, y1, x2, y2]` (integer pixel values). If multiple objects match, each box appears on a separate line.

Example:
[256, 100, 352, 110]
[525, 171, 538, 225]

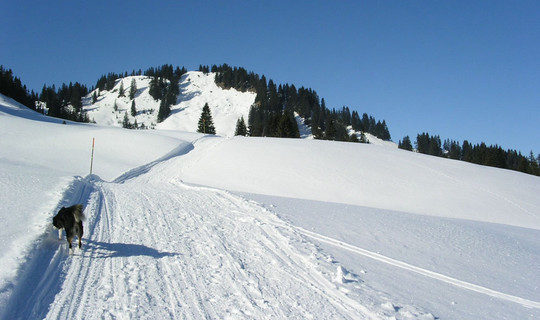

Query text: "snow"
[1, 93, 540, 319]
[84, 72, 256, 136]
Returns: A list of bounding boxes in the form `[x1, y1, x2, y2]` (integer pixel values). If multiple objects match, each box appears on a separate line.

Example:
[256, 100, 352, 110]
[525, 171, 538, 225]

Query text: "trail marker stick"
[90, 138, 95, 175]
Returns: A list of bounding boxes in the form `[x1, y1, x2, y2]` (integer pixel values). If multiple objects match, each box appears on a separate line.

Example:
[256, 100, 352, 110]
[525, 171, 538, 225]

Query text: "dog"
[53, 204, 85, 253]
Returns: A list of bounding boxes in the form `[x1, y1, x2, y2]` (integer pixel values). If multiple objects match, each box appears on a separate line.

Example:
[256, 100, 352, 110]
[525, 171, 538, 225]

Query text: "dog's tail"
[73, 204, 86, 222]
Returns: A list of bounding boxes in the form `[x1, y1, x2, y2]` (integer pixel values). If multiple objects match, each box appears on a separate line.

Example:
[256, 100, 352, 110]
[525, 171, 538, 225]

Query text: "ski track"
[297, 227, 540, 310]
[21, 174, 384, 319]
[4, 139, 443, 320]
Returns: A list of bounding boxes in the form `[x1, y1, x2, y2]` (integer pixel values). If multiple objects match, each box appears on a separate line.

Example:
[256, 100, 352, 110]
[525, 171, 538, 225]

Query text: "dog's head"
[52, 207, 67, 229]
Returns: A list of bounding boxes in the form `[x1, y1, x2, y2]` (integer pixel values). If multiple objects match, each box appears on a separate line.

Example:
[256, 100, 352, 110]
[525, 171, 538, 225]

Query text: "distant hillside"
[84, 72, 256, 136]
[2, 64, 538, 175]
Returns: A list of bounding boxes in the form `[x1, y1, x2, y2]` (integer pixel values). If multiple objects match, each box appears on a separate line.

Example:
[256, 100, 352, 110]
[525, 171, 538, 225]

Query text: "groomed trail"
[3, 139, 385, 319]
[3, 137, 442, 319]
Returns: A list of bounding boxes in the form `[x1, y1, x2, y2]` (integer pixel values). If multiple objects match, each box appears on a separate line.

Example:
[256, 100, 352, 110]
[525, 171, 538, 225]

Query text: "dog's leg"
[58, 228, 63, 240]
[67, 236, 73, 255]
[78, 237, 82, 249]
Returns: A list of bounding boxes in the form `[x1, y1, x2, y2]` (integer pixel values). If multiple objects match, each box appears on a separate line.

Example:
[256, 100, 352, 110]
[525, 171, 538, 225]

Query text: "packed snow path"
[9, 176, 383, 319]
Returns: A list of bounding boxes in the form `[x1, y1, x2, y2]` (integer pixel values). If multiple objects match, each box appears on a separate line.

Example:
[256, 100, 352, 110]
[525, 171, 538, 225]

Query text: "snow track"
[297, 227, 540, 310]
[7, 167, 387, 318]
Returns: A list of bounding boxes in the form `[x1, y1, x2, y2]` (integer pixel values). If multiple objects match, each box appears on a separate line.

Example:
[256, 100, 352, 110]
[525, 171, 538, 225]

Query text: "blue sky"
[2, 1, 539, 155]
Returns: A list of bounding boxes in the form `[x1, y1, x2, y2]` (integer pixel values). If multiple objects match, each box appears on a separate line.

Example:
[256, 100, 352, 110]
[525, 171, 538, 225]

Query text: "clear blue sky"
[2, 1, 539, 155]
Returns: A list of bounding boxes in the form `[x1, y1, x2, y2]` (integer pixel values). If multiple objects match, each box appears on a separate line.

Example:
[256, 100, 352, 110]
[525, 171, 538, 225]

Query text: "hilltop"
[84, 71, 257, 136]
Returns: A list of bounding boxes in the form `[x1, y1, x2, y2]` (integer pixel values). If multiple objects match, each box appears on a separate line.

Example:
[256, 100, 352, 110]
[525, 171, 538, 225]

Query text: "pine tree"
[399, 136, 413, 151]
[129, 78, 137, 99]
[122, 111, 131, 128]
[157, 98, 170, 123]
[149, 76, 162, 101]
[197, 103, 216, 134]
[235, 116, 247, 136]
[70, 84, 82, 112]
[92, 91, 98, 103]
[118, 81, 125, 97]
[276, 111, 300, 138]
[248, 105, 263, 136]
[131, 100, 137, 117]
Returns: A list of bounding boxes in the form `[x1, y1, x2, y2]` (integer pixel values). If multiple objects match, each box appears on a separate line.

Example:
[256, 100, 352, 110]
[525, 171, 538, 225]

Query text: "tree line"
[5, 64, 536, 176]
[399, 133, 540, 176]
[204, 64, 391, 142]
[0, 66, 39, 110]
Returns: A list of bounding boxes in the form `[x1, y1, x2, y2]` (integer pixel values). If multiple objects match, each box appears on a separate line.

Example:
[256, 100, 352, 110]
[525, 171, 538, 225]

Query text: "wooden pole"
[90, 137, 95, 175]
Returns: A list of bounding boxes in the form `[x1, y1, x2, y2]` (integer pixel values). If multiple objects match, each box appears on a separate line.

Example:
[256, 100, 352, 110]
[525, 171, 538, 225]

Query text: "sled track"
[297, 227, 540, 310]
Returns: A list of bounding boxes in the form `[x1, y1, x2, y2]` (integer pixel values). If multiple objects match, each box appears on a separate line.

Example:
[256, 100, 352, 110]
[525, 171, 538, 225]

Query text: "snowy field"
[1, 93, 539, 319]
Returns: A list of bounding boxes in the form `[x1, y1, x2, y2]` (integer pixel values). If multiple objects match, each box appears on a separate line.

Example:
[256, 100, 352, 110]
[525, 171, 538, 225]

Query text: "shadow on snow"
[84, 239, 180, 259]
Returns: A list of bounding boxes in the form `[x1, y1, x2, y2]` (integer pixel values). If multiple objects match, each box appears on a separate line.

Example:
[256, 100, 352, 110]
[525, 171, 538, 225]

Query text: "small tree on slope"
[235, 116, 247, 136]
[197, 103, 216, 134]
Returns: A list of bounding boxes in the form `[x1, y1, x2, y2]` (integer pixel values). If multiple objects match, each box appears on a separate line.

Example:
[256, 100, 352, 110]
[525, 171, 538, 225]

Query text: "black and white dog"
[53, 204, 85, 253]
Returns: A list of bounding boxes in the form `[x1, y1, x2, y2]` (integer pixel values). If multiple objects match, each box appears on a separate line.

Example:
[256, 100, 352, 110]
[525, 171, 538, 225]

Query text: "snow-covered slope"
[1, 94, 539, 319]
[177, 137, 539, 229]
[84, 71, 256, 136]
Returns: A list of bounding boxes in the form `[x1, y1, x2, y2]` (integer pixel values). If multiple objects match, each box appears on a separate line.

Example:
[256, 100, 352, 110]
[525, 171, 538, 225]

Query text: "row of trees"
[94, 64, 188, 124]
[0, 66, 38, 110]
[95, 64, 188, 92]
[206, 64, 391, 142]
[398, 133, 540, 176]
[147, 65, 186, 123]
[39, 81, 90, 121]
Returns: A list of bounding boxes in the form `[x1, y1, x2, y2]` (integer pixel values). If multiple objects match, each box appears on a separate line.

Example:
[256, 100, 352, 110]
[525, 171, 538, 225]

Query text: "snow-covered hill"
[84, 71, 256, 136]
[1, 94, 539, 319]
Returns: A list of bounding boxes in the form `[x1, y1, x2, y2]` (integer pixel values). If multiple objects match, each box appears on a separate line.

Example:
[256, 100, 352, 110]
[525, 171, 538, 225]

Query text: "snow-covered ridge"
[84, 71, 256, 136]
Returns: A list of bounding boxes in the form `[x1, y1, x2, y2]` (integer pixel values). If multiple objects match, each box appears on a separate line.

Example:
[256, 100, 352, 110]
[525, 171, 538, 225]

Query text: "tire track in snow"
[297, 227, 540, 310]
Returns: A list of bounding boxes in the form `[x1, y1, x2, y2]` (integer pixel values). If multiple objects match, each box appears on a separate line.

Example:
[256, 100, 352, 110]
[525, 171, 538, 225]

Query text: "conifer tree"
[276, 111, 299, 138]
[122, 111, 130, 128]
[399, 136, 413, 151]
[235, 116, 247, 136]
[118, 81, 125, 97]
[131, 100, 137, 117]
[149, 76, 162, 100]
[70, 84, 82, 112]
[129, 78, 137, 99]
[157, 98, 171, 123]
[197, 103, 216, 134]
